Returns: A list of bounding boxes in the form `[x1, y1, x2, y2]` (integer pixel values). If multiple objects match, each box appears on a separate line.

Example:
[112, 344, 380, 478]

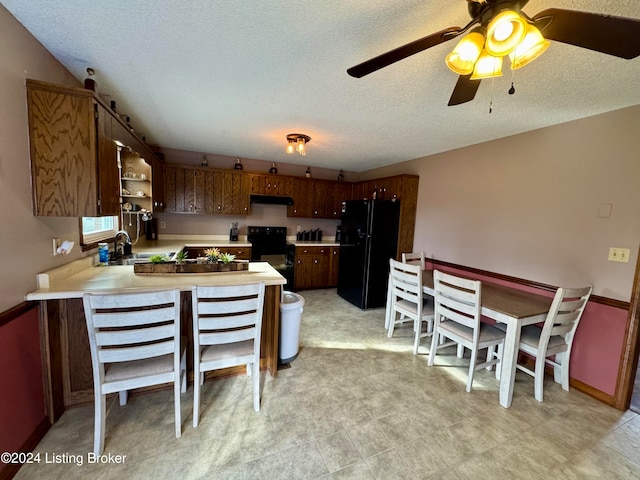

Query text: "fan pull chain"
[509, 69, 516, 95]
[489, 77, 494, 113]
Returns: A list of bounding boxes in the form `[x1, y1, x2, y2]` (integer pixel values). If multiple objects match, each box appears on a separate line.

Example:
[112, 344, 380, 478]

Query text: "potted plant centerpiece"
[204, 248, 221, 264]
[175, 250, 188, 265]
[217, 252, 236, 271]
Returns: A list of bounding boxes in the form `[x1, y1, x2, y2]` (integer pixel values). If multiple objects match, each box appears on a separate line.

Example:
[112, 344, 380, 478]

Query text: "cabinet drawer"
[296, 246, 328, 256]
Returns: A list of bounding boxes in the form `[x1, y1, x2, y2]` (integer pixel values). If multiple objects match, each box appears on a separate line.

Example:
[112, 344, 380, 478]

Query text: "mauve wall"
[0, 5, 84, 313]
[0, 307, 45, 454]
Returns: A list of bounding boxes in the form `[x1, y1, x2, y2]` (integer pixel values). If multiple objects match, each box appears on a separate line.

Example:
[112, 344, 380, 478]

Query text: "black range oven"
[247, 226, 295, 288]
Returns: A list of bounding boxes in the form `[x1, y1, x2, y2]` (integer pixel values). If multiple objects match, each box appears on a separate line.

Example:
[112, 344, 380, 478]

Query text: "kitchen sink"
[98, 252, 176, 266]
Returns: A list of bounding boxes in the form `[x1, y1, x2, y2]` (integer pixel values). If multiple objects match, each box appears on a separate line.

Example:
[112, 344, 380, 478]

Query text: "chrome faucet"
[114, 230, 132, 257]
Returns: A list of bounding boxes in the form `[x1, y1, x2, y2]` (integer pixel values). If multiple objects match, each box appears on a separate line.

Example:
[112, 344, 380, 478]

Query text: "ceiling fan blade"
[347, 27, 463, 78]
[448, 75, 481, 106]
[532, 8, 640, 59]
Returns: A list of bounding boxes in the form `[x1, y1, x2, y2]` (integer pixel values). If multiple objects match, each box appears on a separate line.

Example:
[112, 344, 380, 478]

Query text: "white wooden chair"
[427, 270, 505, 393]
[503, 285, 592, 402]
[388, 259, 434, 354]
[83, 289, 187, 456]
[385, 253, 427, 330]
[192, 283, 265, 427]
[401, 251, 426, 269]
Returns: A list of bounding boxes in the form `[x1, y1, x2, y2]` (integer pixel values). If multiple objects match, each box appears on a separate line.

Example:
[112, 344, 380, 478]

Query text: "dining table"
[387, 268, 553, 408]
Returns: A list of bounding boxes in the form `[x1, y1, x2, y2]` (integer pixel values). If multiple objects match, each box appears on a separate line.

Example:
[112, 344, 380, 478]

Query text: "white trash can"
[279, 291, 305, 363]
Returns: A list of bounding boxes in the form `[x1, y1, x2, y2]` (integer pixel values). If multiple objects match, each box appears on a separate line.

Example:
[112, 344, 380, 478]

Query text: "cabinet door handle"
[314, 259, 318, 264]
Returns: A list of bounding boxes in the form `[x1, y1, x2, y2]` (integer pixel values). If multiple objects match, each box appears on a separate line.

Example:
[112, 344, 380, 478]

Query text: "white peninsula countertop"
[25, 260, 286, 301]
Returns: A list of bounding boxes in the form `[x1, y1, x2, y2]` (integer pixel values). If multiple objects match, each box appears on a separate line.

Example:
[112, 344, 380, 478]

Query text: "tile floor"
[15, 288, 640, 479]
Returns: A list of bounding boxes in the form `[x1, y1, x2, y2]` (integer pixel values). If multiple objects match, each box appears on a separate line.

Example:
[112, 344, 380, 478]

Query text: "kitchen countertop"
[135, 239, 251, 253]
[25, 260, 286, 301]
[288, 240, 340, 247]
[136, 238, 339, 250]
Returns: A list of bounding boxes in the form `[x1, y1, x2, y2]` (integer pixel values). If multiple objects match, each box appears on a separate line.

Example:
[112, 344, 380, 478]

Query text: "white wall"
[361, 105, 640, 301]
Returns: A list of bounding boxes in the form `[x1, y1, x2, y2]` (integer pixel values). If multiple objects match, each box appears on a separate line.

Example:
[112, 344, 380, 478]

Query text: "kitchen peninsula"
[25, 257, 286, 423]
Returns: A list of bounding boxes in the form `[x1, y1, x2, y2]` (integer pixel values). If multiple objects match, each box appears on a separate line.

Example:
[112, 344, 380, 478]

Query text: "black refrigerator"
[337, 199, 401, 309]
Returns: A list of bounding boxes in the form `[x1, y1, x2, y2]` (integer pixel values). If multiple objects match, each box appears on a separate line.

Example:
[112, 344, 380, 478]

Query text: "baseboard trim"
[517, 353, 616, 407]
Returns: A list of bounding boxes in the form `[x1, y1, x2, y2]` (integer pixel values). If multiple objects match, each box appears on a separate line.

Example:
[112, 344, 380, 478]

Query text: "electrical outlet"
[619, 248, 630, 263]
[160, 221, 166, 229]
[608, 247, 631, 263]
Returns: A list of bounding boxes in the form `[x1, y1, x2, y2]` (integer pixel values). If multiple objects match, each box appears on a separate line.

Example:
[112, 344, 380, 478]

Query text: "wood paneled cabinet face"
[328, 247, 340, 287]
[213, 170, 250, 215]
[289, 177, 315, 218]
[151, 156, 165, 212]
[329, 182, 353, 219]
[294, 246, 330, 290]
[251, 174, 292, 197]
[165, 166, 249, 215]
[164, 165, 195, 213]
[312, 180, 331, 218]
[27, 80, 119, 216]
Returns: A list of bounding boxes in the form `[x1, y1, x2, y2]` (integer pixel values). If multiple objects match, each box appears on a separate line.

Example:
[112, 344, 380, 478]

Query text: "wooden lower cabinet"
[328, 247, 340, 287]
[294, 246, 340, 290]
[46, 285, 279, 410]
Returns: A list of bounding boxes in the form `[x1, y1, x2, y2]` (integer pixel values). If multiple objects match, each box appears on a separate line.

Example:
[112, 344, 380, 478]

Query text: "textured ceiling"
[4, 0, 640, 172]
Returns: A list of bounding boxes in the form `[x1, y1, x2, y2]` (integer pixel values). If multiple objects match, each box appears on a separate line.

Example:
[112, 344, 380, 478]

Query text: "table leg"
[499, 319, 522, 408]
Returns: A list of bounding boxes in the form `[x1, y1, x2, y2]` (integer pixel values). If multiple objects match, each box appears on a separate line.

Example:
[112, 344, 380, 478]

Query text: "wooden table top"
[422, 269, 552, 320]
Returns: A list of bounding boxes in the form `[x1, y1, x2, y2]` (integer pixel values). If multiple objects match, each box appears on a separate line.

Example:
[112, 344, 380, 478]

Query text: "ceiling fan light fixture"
[485, 10, 527, 57]
[470, 50, 503, 79]
[286, 133, 311, 156]
[509, 24, 550, 70]
[445, 31, 485, 75]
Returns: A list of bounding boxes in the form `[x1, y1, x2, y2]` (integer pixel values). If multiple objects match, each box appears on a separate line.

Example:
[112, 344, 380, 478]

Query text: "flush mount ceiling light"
[347, 0, 640, 106]
[285, 133, 311, 156]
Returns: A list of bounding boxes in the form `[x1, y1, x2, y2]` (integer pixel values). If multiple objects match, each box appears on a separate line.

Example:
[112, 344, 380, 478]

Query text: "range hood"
[250, 194, 294, 206]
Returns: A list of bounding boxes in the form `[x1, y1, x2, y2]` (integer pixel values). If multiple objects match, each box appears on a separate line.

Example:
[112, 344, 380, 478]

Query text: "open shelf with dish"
[120, 149, 153, 215]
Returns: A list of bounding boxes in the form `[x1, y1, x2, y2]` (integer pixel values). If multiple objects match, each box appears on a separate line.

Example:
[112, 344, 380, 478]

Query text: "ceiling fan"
[347, 0, 640, 106]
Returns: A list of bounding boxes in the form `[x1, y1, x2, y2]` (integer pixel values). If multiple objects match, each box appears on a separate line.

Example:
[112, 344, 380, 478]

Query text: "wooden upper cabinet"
[27, 80, 100, 216]
[251, 173, 292, 197]
[329, 182, 353, 219]
[95, 104, 121, 216]
[26, 79, 158, 217]
[224, 170, 250, 215]
[151, 154, 165, 212]
[194, 168, 214, 213]
[164, 164, 194, 213]
[312, 180, 331, 218]
[289, 177, 314, 217]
